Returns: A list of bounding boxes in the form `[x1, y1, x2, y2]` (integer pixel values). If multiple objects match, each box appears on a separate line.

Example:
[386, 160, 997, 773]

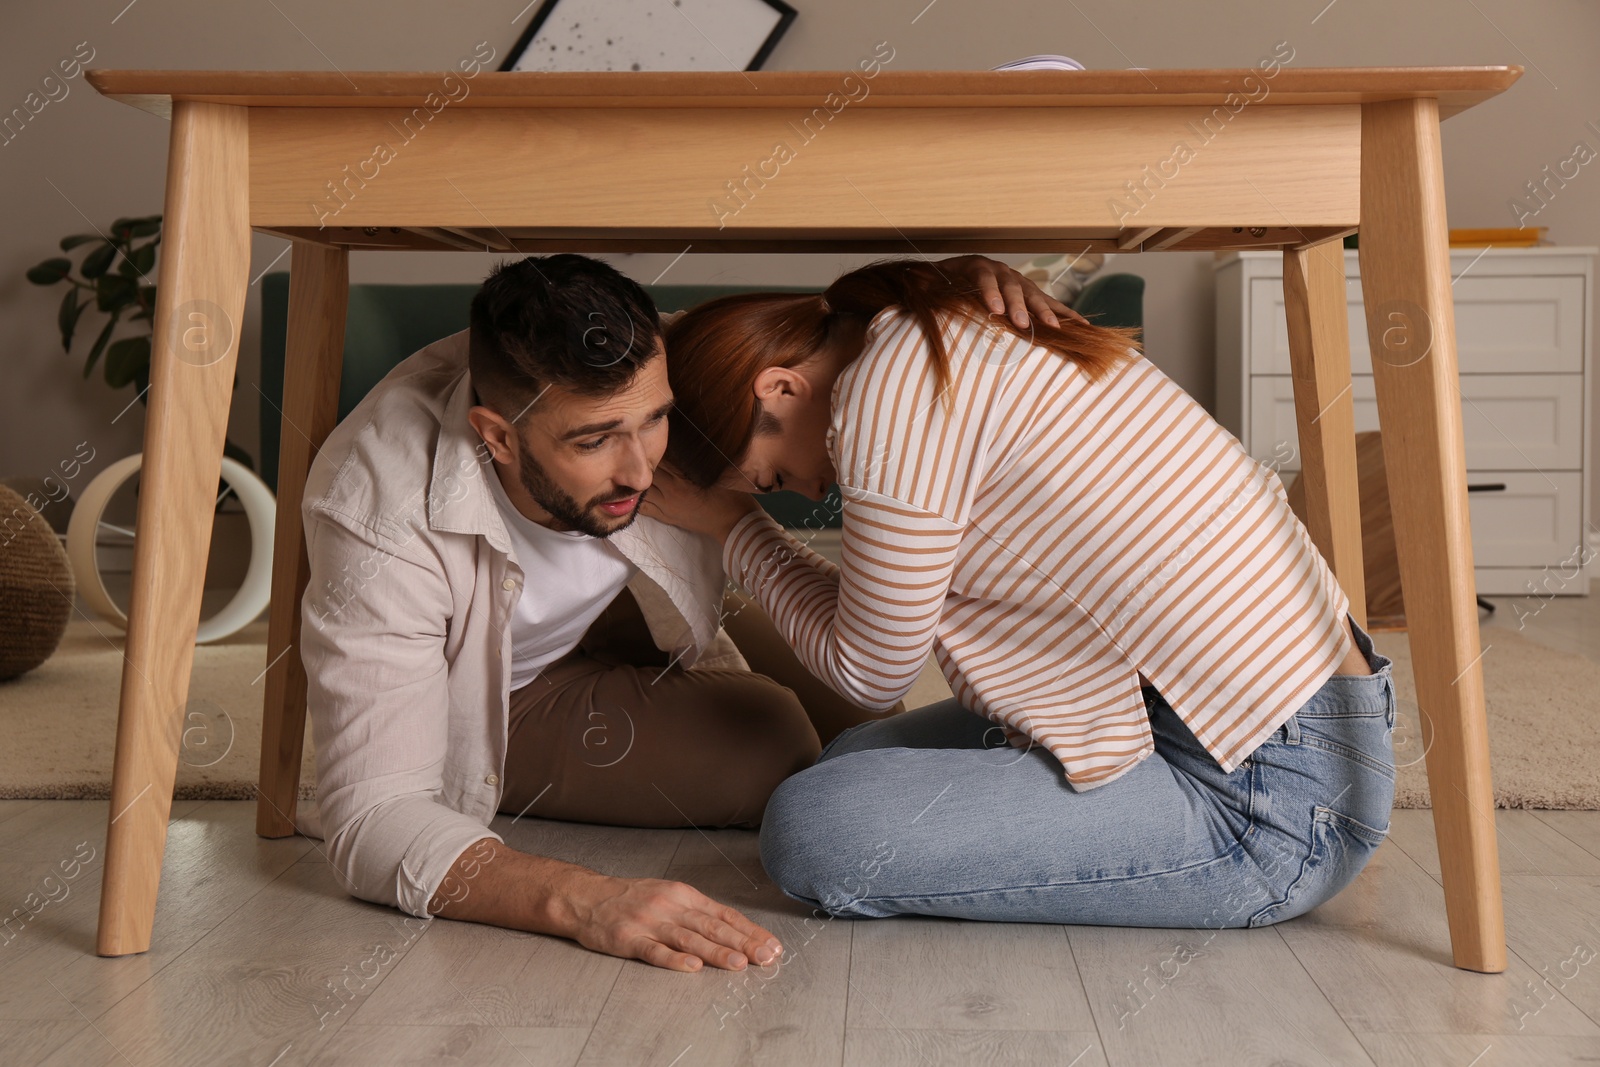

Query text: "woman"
[644, 258, 1395, 929]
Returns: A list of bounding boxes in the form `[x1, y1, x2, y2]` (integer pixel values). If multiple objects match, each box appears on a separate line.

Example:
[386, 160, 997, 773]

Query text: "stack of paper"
[991, 55, 1086, 71]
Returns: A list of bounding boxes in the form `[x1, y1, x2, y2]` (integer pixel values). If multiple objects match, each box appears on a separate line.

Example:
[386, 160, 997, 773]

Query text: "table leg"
[1358, 97, 1506, 973]
[1283, 242, 1367, 627]
[256, 242, 349, 838]
[97, 101, 251, 956]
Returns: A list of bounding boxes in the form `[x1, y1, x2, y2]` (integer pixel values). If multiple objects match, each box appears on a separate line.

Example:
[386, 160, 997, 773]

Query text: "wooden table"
[85, 66, 1521, 972]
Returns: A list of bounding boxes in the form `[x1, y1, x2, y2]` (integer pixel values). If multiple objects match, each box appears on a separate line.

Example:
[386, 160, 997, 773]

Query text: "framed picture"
[501, 0, 797, 73]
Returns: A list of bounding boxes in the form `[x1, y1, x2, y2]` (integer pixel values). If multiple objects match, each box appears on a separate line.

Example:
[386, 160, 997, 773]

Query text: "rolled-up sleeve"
[299, 509, 501, 918]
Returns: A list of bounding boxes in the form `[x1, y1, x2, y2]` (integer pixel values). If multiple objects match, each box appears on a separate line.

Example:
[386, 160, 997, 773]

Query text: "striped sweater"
[722, 306, 1354, 790]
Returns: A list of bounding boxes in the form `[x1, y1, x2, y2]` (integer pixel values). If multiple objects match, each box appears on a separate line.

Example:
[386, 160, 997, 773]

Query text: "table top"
[92, 65, 1522, 256]
[86, 67, 1520, 121]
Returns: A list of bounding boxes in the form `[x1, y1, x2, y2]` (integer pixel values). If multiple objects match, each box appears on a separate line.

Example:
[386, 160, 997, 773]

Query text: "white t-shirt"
[485, 466, 637, 690]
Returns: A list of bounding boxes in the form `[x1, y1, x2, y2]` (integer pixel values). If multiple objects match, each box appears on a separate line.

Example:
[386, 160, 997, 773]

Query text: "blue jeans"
[758, 616, 1396, 928]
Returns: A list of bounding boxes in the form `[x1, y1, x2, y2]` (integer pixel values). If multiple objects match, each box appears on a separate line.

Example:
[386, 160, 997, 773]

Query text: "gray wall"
[3, 0, 1596, 517]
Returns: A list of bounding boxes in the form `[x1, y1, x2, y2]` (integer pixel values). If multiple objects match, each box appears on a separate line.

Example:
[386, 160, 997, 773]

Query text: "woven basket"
[0, 484, 75, 681]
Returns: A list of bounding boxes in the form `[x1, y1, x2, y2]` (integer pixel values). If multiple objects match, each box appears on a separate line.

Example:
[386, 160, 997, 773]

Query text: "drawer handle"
[1466, 483, 1507, 493]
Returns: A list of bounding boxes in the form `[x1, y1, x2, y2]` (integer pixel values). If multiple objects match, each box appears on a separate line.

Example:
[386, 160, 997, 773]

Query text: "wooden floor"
[2, 583, 1596, 1066]
[3, 803, 1600, 1066]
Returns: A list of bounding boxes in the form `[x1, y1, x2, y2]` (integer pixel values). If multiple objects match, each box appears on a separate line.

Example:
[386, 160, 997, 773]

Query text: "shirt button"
[502, 578, 516, 591]
[485, 773, 499, 785]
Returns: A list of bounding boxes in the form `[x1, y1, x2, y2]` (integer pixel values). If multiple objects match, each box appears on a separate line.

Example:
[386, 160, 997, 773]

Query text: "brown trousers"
[498, 586, 901, 829]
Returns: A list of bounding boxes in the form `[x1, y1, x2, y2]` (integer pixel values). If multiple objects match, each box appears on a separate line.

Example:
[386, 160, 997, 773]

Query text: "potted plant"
[27, 216, 278, 640]
[26, 214, 257, 480]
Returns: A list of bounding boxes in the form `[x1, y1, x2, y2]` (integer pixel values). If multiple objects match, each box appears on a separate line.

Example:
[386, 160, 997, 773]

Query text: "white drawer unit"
[1216, 247, 1594, 597]
[1246, 274, 1586, 376]
[1248, 374, 1586, 473]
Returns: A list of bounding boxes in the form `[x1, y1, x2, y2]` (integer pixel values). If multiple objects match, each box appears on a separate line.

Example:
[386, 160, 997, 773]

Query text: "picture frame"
[500, 0, 798, 73]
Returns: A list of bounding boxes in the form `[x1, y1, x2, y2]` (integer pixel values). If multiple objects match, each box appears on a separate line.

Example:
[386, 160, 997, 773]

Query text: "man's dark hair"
[468, 254, 661, 424]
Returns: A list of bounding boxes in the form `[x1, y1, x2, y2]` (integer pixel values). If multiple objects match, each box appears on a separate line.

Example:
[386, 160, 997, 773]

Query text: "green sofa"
[259, 271, 1144, 527]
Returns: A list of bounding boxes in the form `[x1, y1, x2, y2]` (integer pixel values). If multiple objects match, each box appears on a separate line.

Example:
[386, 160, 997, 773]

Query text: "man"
[298, 252, 1078, 974]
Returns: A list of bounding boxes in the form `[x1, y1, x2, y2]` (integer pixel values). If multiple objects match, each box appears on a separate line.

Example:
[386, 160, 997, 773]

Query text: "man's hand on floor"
[560, 868, 784, 972]
[430, 837, 783, 972]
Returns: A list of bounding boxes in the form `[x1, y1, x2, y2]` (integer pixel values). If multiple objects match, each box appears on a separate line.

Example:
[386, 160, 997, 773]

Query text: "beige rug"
[1374, 627, 1600, 809]
[0, 617, 316, 800]
[1, 618, 1595, 808]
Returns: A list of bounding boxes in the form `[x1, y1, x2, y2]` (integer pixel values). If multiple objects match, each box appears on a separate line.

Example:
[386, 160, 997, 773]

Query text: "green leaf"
[59, 233, 102, 252]
[104, 335, 151, 388]
[80, 241, 117, 280]
[113, 243, 157, 279]
[26, 258, 73, 285]
[57, 289, 88, 350]
[96, 273, 138, 312]
[130, 241, 156, 275]
[108, 216, 161, 241]
[109, 216, 148, 242]
[83, 312, 120, 378]
[129, 284, 157, 322]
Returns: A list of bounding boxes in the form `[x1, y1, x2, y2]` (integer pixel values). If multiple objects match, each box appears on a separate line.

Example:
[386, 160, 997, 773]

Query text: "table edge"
[84, 66, 1523, 120]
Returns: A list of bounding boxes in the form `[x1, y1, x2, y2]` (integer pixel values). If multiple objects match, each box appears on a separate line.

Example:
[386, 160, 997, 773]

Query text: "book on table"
[990, 55, 1086, 71]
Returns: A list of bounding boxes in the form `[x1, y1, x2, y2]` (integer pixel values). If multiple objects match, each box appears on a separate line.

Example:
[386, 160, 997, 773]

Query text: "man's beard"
[516, 436, 644, 538]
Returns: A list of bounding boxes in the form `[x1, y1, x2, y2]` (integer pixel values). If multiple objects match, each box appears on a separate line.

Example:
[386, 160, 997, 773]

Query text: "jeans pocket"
[1296, 719, 1397, 781]
[1249, 805, 1389, 927]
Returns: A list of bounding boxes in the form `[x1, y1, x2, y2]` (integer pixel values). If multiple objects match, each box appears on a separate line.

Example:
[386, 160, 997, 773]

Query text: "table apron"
[246, 103, 1361, 236]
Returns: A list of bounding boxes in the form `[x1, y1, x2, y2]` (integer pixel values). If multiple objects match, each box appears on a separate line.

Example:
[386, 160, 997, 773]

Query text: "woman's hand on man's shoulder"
[641, 463, 762, 544]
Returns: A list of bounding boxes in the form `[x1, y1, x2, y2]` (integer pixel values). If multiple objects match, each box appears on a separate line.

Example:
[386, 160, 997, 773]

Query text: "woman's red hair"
[663, 258, 1141, 488]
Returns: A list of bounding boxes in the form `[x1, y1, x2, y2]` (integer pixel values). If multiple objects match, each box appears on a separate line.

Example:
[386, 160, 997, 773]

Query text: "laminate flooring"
[5, 565, 1596, 1065]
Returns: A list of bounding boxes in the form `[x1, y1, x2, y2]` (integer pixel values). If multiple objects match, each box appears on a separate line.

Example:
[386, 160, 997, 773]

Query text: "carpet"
[0, 617, 316, 801]
[1373, 627, 1600, 809]
[1, 619, 1595, 809]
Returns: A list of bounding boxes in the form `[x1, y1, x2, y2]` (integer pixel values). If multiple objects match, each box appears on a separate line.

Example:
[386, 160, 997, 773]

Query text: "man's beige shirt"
[298, 326, 743, 917]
